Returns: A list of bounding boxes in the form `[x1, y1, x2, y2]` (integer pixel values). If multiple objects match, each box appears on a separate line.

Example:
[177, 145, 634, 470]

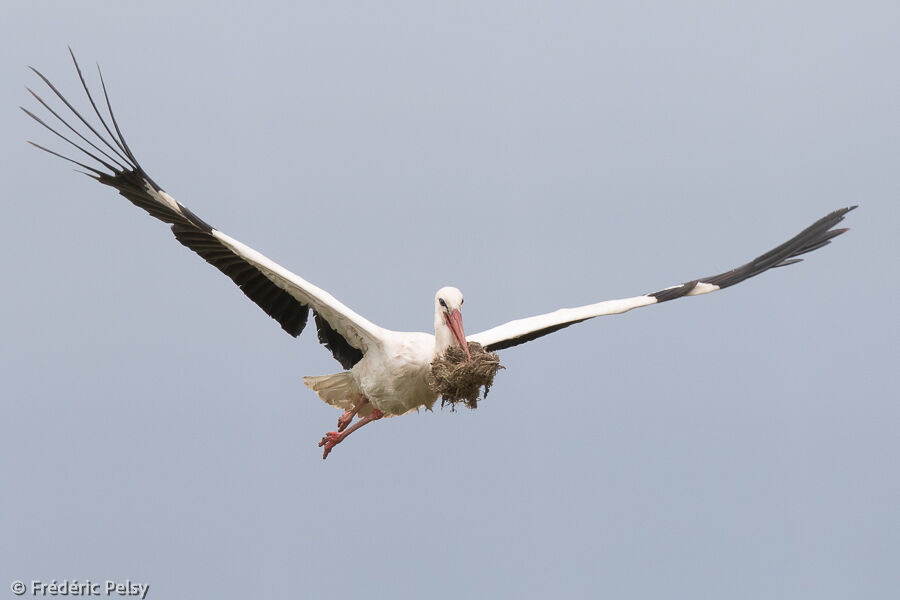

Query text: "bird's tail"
[303, 372, 372, 415]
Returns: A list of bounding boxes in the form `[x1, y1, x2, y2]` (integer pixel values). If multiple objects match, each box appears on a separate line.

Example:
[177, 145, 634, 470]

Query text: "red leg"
[319, 408, 384, 460]
[337, 395, 368, 432]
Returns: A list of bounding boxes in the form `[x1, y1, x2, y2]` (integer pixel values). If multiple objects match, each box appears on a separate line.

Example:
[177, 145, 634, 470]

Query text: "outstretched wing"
[23, 50, 382, 369]
[469, 206, 855, 352]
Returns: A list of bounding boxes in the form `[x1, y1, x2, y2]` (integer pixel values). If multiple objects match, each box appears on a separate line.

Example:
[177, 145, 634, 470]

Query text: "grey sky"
[2, 2, 898, 598]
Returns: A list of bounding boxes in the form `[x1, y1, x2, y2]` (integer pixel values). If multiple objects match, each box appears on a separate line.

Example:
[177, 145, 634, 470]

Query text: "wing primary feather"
[28, 65, 133, 170]
[773, 258, 803, 268]
[25, 87, 129, 171]
[67, 47, 133, 165]
[25, 140, 105, 176]
[21, 106, 121, 173]
[96, 62, 147, 178]
[648, 206, 855, 302]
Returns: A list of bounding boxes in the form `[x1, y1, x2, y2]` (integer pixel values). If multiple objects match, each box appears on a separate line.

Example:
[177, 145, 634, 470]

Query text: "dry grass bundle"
[427, 342, 504, 410]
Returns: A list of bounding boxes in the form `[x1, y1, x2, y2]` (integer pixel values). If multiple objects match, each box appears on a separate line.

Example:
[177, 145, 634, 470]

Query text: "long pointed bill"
[444, 309, 471, 360]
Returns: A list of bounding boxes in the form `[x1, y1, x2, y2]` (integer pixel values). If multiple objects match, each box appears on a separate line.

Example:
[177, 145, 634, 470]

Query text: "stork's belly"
[372, 379, 438, 416]
[362, 369, 438, 416]
[353, 350, 438, 416]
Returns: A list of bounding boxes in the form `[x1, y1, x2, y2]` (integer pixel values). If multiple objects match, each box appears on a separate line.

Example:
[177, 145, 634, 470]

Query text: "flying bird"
[24, 53, 855, 459]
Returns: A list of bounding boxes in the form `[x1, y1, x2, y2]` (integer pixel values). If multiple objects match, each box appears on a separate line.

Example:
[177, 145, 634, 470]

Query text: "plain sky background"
[1, 2, 897, 598]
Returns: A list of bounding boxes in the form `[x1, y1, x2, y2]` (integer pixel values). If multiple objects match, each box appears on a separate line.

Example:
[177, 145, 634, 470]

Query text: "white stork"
[24, 53, 855, 459]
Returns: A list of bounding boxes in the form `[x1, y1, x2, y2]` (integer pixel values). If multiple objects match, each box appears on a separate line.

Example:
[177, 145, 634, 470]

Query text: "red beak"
[444, 309, 471, 360]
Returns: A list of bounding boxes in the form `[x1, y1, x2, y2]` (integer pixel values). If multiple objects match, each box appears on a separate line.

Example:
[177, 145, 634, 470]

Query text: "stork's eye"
[439, 298, 447, 308]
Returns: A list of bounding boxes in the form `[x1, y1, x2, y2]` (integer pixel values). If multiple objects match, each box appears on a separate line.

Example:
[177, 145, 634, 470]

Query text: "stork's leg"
[337, 395, 368, 432]
[319, 408, 384, 460]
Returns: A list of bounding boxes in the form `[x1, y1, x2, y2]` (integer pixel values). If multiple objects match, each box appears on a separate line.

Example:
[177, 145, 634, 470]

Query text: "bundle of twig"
[427, 342, 504, 410]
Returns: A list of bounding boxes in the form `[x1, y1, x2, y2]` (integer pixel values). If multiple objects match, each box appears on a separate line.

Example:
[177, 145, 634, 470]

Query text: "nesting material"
[428, 342, 504, 410]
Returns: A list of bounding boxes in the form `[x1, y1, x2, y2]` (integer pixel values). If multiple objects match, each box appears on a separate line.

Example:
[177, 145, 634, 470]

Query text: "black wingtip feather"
[773, 258, 803, 268]
[25, 85, 128, 171]
[25, 138, 106, 176]
[648, 206, 855, 303]
[69, 49, 132, 166]
[28, 61, 134, 172]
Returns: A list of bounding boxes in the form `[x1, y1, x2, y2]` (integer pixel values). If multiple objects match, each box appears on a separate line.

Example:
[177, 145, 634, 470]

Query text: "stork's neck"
[434, 309, 455, 357]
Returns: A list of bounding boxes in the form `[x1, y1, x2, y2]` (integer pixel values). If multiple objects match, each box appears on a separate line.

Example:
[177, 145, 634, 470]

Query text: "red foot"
[317, 408, 383, 460]
[337, 396, 369, 432]
[337, 411, 355, 432]
[318, 431, 341, 460]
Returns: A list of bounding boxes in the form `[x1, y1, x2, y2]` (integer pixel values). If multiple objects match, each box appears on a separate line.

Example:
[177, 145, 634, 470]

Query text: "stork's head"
[434, 286, 470, 360]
